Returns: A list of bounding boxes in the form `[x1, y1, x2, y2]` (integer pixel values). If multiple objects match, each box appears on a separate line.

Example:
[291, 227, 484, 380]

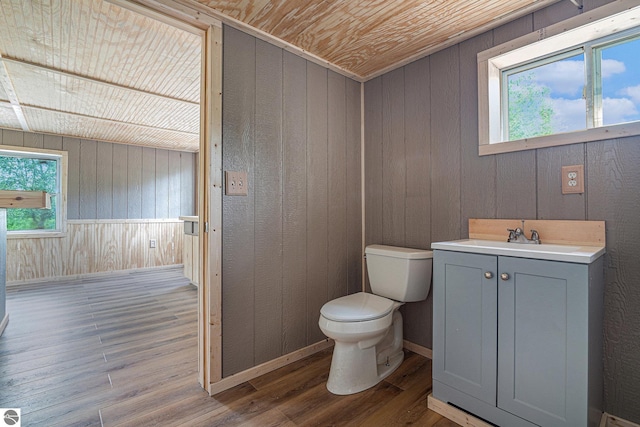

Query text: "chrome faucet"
[507, 220, 541, 244]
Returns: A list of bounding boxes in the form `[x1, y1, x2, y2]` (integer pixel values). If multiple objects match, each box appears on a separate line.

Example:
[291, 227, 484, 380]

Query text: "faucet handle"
[530, 229, 541, 243]
[507, 228, 517, 242]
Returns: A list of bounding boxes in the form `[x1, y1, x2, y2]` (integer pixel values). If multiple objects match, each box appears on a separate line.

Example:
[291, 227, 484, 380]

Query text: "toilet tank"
[365, 245, 433, 302]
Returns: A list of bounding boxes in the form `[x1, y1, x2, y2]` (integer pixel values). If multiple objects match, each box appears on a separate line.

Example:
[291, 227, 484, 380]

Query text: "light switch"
[225, 171, 248, 196]
[561, 165, 584, 194]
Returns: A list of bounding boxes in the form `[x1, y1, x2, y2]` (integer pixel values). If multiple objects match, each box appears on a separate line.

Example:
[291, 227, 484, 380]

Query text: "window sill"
[479, 121, 640, 156]
[8, 231, 66, 239]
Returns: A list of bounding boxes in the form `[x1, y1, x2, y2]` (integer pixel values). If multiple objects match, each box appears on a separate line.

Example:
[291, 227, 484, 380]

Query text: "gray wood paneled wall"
[222, 26, 362, 377]
[0, 129, 196, 219]
[364, 0, 640, 422]
[0, 210, 6, 329]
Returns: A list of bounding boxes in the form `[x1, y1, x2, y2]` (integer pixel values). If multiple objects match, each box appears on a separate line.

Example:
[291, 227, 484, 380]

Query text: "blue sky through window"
[531, 53, 586, 134]
[601, 37, 640, 125]
[506, 35, 640, 140]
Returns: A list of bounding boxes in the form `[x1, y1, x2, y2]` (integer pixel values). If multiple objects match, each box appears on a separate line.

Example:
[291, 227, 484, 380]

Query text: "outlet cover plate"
[562, 164, 584, 194]
[225, 171, 248, 196]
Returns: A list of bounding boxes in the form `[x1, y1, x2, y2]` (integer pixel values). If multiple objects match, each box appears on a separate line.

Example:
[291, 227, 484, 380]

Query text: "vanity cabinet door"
[433, 250, 498, 405]
[497, 256, 588, 427]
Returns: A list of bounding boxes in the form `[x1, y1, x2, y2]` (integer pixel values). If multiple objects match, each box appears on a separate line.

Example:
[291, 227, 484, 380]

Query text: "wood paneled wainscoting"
[6, 219, 183, 283]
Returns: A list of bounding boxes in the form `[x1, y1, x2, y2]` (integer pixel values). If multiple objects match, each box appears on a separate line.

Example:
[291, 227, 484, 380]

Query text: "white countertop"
[431, 239, 605, 264]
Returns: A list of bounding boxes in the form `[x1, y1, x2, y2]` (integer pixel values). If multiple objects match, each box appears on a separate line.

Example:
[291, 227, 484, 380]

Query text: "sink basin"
[457, 239, 581, 252]
[431, 239, 605, 263]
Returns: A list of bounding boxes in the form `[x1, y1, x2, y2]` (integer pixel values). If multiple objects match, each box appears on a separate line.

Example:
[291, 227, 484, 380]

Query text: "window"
[478, 1, 640, 155]
[504, 50, 586, 140]
[597, 35, 640, 127]
[0, 145, 67, 236]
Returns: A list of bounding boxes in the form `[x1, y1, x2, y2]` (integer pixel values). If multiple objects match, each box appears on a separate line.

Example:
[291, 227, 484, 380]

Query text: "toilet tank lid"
[321, 292, 395, 322]
[365, 245, 433, 259]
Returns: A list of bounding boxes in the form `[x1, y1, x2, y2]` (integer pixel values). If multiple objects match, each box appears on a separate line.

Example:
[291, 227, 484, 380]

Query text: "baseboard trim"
[0, 313, 9, 337]
[403, 340, 433, 359]
[606, 413, 640, 427]
[6, 264, 184, 288]
[208, 339, 334, 396]
[428, 393, 493, 427]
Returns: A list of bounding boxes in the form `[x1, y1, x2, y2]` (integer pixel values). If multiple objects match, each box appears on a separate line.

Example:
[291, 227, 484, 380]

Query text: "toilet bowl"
[319, 245, 433, 395]
[319, 292, 404, 394]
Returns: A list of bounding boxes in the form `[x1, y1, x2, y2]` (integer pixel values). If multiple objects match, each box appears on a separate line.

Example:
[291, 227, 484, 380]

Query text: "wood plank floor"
[1, 267, 456, 426]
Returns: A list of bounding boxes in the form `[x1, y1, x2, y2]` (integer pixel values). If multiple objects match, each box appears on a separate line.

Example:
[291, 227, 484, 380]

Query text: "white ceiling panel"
[0, 102, 21, 130]
[23, 106, 199, 151]
[0, 0, 201, 151]
[6, 60, 199, 134]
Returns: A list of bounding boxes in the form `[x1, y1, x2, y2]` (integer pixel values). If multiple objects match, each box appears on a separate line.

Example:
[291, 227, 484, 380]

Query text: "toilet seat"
[320, 292, 395, 322]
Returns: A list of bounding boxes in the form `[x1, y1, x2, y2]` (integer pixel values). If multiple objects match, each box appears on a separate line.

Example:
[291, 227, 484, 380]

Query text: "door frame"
[107, 0, 223, 391]
[199, 22, 223, 388]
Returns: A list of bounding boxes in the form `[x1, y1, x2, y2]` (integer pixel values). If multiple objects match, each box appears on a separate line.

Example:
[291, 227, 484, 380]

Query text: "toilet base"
[326, 343, 404, 395]
[326, 311, 405, 395]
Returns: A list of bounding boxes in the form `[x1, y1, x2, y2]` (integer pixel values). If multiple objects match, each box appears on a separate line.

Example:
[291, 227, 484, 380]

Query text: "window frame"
[477, 0, 640, 156]
[0, 144, 68, 238]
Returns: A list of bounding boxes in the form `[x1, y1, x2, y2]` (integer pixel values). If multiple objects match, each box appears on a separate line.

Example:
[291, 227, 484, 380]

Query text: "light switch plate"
[225, 171, 248, 196]
[562, 165, 584, 194]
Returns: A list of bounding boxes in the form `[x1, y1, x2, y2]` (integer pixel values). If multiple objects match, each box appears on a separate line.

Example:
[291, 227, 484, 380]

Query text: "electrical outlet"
[225, 171, 248, 196]
[562, 165, 584, 194]
[150, 239, 157, 249]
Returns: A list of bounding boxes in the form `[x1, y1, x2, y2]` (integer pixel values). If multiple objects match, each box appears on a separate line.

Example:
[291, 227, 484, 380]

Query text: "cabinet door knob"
[484, 271, 493, 279]
[500, 273, 510, 281]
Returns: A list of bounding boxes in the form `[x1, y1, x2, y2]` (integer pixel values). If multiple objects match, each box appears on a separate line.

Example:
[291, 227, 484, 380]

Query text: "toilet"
[318, 244, 433, 395]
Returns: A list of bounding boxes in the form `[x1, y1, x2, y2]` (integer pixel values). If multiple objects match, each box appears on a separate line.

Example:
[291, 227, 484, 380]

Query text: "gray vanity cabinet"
[433, 249, 604, 427]
[432, 252, 498, 405]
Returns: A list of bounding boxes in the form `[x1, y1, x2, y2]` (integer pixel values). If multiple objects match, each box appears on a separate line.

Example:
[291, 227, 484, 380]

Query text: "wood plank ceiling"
[0, 0, 563, 151]
[0, 0, 201, 151]
[194, 0, 562, 79]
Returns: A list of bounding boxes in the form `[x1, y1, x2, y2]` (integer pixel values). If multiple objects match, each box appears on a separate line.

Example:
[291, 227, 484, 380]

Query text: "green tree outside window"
[0, 155, 58, 231]
[507, 72, 555, 140]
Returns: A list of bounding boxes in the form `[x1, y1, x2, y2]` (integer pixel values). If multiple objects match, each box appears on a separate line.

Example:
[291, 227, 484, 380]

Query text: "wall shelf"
[0, 190, 51, 209]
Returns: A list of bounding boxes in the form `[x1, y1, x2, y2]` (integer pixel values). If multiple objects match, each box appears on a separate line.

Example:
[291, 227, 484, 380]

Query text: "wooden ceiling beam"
[0, 56, 30, 132]
[0, 56, 199, 106]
